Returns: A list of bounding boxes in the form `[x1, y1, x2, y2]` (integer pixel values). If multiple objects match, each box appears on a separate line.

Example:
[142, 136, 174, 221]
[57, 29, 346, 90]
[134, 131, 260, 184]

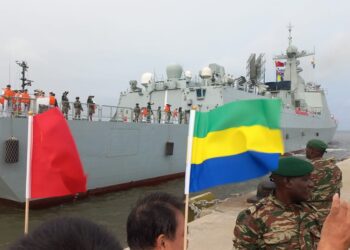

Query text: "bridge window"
[196, 89, 206, 100]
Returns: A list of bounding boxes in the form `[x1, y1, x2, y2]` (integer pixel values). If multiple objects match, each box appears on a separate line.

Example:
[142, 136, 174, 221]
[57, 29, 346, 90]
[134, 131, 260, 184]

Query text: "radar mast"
[16, 61, 33, 90]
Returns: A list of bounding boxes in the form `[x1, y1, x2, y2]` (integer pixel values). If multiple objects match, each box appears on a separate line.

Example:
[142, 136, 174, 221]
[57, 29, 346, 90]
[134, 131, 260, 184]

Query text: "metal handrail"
[0, 96, 189, 124]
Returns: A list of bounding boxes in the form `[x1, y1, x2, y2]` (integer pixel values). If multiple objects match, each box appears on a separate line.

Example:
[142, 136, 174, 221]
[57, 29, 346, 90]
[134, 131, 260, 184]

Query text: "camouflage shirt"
[309, 158, 342, 223]
[233, 195, 321, 249]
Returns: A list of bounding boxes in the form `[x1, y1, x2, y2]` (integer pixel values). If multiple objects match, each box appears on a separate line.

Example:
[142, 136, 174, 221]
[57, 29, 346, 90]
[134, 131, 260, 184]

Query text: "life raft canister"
[5, 137, 19, 163]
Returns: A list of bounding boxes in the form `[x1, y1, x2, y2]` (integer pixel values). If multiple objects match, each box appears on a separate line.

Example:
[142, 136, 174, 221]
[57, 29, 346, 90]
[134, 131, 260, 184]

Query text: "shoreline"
[187, 157, 350, 250]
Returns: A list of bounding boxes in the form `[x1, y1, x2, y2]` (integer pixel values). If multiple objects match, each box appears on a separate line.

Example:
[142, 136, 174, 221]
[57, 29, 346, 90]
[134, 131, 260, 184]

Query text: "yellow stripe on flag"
[191, 125, 284, 165]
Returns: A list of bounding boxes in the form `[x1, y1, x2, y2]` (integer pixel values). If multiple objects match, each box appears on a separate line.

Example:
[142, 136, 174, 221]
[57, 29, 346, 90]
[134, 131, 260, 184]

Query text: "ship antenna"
[287, 23, 293, 46]
[16, 61, 33, 91]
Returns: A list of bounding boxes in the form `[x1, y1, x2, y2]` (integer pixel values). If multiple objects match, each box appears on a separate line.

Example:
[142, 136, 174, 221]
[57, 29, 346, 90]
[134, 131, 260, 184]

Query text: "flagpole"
[24, 112, 33, 234]
[183, 109, 196, 250]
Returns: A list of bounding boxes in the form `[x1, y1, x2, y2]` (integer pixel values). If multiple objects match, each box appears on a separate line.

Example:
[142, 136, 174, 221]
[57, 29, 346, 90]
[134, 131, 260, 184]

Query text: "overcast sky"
[0, 0, 349, 129]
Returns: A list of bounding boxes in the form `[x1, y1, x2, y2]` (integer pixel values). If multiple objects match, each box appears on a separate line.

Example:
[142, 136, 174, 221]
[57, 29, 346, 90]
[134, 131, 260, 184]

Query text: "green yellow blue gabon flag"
[184, 99, 284, 193]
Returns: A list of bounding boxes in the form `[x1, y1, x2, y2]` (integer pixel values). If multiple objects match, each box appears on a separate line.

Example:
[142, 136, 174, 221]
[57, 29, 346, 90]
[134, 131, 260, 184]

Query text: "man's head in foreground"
[127, 192, 184, 250]
[270, 156, 314, 204]
[10, 217, 122, 250]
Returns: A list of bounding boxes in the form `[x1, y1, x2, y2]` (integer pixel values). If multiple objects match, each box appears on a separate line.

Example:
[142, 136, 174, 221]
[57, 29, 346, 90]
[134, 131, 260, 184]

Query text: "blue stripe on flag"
[189, 151, 280, 193]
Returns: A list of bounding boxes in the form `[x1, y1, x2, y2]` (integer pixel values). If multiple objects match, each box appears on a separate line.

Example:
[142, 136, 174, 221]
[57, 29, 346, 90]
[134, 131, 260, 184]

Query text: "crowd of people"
[0, 85, 96, 120]
[6, 139, 350, 250]
[133, 103, 187, 124]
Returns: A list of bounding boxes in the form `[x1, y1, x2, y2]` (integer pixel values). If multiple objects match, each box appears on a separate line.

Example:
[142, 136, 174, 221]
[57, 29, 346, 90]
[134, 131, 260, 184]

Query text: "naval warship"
[0, 27, 337, 206]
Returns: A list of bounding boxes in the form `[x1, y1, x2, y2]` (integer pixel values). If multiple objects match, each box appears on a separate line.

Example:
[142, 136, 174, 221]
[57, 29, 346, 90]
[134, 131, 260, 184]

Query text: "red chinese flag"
[275, 61, 285, 67]
[30, 108, 87, 199]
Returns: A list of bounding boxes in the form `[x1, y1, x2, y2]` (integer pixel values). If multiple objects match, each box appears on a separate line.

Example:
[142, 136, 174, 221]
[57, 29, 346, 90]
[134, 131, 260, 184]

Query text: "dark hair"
[127, 192, 184, 250]
[10, 217, 122, 250]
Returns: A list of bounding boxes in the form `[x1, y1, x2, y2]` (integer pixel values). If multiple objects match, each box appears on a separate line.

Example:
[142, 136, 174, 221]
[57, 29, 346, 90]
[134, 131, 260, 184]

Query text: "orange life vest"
[21, 92, 30, 104]
[49, 96, 56, 106]
[3, 88, 14, 100]
[142, 107, 148, 116]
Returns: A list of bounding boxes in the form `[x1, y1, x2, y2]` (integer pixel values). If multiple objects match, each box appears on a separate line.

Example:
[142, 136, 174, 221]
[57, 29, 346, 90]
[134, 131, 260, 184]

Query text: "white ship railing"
[0, 96, 189, 124]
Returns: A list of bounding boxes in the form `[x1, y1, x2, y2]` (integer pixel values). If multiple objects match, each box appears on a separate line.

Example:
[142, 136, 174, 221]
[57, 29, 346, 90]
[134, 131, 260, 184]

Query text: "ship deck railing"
[0, 97, 189, 124]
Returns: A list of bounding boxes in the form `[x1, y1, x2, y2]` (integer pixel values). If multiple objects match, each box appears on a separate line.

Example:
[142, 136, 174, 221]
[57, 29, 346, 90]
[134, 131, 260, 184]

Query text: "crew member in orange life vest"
[21, 89, 31, 112]
[164, 104, 171, 123]
[49, 92, 58, 108]
[3, 84, 14, 109]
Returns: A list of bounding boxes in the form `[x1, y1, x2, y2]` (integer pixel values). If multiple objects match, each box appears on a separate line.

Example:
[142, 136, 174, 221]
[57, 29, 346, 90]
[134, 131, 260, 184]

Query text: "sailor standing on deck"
[306, 139, 342, 225]
[178, 107, 183, 124]
[3, 84, 14, 116]
[61, 91, 70, 119]
[233, 157, 321, 249]
[133, 103, 140, 122]
[164, 104, 171, 123]
[157, 106, 162, 123]
[49, 92, 58, 108]
[146, 102, 153, 123]
[21, 89, 30, 113]
[87, 95, 95, 121]
[73, 97, 83, 120]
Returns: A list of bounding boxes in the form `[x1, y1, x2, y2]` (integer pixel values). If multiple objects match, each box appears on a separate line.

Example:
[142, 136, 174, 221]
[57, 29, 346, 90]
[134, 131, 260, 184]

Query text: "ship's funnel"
[166, 64, 183, 80]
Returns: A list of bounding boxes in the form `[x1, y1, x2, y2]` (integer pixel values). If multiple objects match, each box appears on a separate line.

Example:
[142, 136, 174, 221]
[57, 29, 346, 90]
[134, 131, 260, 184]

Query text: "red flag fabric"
[275, 61, 285, 67]
[30, 108, 87, 199]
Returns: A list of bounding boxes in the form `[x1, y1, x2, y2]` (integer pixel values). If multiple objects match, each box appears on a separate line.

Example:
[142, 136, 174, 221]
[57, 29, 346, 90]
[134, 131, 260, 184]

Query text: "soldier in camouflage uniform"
[133, 103, 141, 122]
[87, 96, 95, 121]
[233, 157, 321, 249]
[178, 107, 183, 124]
[73, 97, 83, 120]
[157, 106, 161, 123]
[61, 91, 70, 120]
[306, 139, 342, 225]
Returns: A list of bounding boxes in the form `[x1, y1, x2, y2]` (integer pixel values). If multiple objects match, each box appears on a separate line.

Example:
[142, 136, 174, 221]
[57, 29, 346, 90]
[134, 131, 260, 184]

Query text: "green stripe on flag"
[193, 99, 281, 138]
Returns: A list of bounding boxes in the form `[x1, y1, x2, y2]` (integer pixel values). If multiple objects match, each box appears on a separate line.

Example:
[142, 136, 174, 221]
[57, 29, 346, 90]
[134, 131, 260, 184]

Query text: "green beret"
[272, 156, 314, 177]
[307, 139, 327, 151]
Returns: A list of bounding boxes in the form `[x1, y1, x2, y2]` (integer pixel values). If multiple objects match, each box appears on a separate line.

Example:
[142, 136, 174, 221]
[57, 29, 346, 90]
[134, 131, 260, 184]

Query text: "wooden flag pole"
[183, 110, 196, 250]
[24, 112, 34, 234]
[183, 193, 190, 250]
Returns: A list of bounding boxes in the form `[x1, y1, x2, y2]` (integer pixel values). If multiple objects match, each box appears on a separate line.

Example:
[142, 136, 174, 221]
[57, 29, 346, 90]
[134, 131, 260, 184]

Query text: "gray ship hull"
[0, 113, 336, 204]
